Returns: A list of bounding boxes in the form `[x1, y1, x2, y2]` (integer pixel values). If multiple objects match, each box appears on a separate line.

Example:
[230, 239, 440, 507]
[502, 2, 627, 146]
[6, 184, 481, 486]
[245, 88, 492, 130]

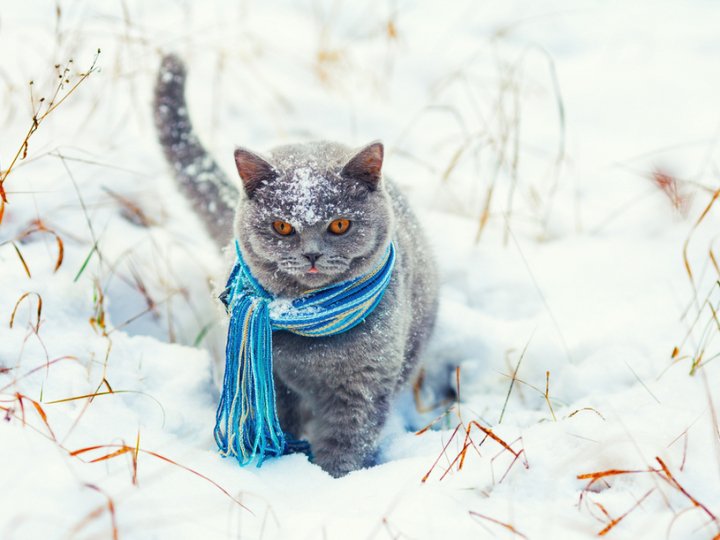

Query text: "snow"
[257, 145, 357, 229]
[1, 1, 719, 539]
[283, 165, 334, 225]
[269, 298, 320, 320]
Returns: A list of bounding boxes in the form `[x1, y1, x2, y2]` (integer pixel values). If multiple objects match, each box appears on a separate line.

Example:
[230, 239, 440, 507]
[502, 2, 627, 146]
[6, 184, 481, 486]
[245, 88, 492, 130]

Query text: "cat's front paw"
[312, 443, 370, 478]
[314, 455, 359, 478]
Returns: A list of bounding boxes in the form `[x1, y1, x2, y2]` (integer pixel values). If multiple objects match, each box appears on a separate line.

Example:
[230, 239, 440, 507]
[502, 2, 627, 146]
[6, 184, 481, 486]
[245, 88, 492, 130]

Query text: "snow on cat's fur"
[153, 54, 438, 476]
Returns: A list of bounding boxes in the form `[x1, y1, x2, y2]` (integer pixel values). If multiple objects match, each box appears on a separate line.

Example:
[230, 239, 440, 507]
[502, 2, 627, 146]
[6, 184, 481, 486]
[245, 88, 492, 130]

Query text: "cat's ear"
[341, 141, 384, 190]
[234, 147, 276, 196]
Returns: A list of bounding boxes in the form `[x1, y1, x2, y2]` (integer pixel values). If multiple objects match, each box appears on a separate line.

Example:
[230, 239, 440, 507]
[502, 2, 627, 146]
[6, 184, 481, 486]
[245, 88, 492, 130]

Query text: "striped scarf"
[214, 241, 396, 466]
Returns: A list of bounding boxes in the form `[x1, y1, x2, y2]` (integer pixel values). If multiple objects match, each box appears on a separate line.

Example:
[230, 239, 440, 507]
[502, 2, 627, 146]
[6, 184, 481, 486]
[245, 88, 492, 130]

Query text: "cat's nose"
[303, 252, 322, 265]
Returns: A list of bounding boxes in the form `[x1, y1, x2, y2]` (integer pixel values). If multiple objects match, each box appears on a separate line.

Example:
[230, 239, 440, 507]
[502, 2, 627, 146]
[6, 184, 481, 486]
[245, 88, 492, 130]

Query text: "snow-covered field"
[1, 1, 719, 538]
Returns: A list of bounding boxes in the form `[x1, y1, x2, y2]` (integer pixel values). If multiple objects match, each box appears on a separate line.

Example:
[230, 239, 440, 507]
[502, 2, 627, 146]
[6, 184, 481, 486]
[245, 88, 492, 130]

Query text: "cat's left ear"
[341, 141, 384, 190]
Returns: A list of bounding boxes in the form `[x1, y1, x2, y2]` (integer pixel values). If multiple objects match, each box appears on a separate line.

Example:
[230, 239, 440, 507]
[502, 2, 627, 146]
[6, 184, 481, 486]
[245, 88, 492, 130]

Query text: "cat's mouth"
[277, 259, 350, 286]
[293, 264, 344, 286]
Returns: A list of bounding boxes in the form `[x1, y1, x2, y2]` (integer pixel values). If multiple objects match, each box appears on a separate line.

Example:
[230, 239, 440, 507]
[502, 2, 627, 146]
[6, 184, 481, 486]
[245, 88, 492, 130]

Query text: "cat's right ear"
[341, 141, 384, 191]
[234, 148, 276, 196]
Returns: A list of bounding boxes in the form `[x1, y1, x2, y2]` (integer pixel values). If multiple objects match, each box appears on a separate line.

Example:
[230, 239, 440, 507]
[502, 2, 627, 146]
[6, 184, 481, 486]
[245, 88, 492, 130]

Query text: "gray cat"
[153, 54, 438, 477]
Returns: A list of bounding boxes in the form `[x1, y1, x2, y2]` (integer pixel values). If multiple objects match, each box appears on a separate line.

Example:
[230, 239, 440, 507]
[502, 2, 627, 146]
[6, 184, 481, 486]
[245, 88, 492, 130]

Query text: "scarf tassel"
[214, 297, 286, 466]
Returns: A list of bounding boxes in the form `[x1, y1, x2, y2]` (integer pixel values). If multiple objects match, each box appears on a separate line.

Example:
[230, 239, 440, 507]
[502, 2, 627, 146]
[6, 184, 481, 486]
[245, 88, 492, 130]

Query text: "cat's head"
[232, 141, 394, 297]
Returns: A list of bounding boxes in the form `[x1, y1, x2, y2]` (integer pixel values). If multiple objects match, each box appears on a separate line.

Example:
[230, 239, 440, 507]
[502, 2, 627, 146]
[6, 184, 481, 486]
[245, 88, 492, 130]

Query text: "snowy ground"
[1, 1, 720, 538]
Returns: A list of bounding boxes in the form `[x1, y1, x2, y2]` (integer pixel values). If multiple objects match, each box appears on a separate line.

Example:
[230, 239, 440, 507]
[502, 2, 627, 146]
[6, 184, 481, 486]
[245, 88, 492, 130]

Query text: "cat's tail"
[153, 54, 238, 247]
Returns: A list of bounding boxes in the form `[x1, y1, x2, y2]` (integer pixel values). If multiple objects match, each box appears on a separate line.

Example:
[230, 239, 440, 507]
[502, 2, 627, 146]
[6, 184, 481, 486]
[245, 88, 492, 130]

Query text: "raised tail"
[153, 54, 238, 247]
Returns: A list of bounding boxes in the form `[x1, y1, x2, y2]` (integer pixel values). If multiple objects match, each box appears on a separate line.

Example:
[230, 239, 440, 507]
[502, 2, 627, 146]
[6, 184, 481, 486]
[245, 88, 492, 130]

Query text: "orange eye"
[328, 219, 351, 235]
[272, 220, 295, 236]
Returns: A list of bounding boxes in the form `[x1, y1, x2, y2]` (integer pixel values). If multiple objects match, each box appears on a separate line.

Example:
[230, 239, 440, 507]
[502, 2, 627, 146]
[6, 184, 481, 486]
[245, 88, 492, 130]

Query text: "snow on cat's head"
[232, 141, 393, 296]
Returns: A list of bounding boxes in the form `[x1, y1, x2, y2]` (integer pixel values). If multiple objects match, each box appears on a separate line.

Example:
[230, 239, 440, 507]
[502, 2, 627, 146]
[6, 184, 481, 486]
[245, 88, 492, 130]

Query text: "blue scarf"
[214, 241, 396, 467]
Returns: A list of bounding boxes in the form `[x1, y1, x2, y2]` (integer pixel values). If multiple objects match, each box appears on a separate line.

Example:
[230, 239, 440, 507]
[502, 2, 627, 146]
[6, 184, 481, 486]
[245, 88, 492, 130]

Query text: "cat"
[153, 54, 438, 477]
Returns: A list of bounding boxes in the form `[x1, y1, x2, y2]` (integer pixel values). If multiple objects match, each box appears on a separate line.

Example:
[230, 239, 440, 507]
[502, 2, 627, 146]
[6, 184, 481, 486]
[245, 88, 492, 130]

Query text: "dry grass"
[469, 511, 528, 539]
[572, 188, 720, 538]
[0, 220, 65, 278]
[416, 368, 529, 484]
[650, 168, 693, 216]
[72, 484, 120, 540]
[577, 455, 719, 537]
[0, 31, 236, 537]
[391, 37, 567, 243]
[672, 188, 720, 374]
[1, 376, 251, 527]
[0, 51, 100, 223]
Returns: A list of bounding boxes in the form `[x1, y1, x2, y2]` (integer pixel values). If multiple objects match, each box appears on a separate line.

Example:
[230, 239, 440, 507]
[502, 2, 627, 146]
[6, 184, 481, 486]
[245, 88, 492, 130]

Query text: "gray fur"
[153, 55, 438, 477]
[153, 55, 238, 247]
